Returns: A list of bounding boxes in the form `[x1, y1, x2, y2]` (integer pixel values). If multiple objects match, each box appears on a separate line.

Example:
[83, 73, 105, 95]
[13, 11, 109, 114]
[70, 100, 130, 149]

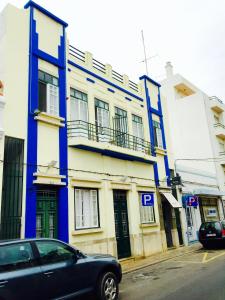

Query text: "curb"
[122, 245, 202, 274]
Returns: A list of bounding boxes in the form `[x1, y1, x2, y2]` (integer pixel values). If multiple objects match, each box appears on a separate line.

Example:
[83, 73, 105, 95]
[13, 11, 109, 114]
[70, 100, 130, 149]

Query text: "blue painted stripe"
[68, 60, 144, 102]
[33, 48, 64, 68]
[125, 97, 132, 101]
[58, 29, 69, 242]
[153, 163, 160, 187]
[25, 7, 38, 238]
[24, 1, 68, 27]
[157, 89, 171, 186]
[139, 75, 161, 88]
[150, 107, 162, 117]
[108, 88, 115, 93]
[86, 78, 95, 84]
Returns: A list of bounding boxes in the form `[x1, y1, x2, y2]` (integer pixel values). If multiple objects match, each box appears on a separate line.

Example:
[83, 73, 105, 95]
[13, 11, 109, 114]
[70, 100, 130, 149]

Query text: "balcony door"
[70, 89, 88, 138]
[95, 99, 110, 142]
[132, 114, 144, 151]
[113, 107, 128, 147]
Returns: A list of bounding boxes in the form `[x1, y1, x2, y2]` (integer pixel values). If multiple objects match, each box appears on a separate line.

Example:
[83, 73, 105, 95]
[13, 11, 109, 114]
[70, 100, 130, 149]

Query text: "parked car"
[199, 220, 225, 248]
[0, 238, 122, 300]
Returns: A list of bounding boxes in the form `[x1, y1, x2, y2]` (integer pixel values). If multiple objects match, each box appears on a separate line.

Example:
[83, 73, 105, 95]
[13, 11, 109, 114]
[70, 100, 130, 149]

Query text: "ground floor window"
[74, 189, 99, 229]
[139, 192, 155, 223]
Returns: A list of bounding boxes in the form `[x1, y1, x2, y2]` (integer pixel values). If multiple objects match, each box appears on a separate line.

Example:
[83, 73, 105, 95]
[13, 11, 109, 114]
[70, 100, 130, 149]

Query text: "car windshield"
[200, 222, 221, 231]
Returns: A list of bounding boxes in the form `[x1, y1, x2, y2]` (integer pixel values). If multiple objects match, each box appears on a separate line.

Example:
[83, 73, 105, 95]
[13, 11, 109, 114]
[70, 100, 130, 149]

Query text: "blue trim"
[153, 163, 160, 187]
[25, 7, 38, 238]
[108, 88, 115, 93]
[33, 48, 64, 68]
[140, 104, 144, 108]
[86, 78, 95, 84]
[157, 89, 170, 186]
[73, 145, 155, 164]
[24, 1, 68, 27]
[150, 107, 162, 117]
[68, 60, 143, 102]
[58, 27, 69, 242]
[139, 75, 161, 88]
[125, 97, 132, 102]
[68, 68, 71, 72]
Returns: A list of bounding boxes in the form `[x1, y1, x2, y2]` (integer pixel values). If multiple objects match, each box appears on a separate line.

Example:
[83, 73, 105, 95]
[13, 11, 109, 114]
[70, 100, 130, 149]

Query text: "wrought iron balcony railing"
[67, 120, 153, 156]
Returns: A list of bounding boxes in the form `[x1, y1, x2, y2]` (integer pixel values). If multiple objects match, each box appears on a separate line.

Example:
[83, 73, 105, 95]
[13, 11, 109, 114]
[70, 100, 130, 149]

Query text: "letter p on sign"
[141, 193, 154, 206]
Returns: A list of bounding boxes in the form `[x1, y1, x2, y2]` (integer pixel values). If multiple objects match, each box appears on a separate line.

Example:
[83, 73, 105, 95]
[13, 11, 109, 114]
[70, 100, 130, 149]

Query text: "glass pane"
[0, 243, 33, 272]
[36, 241, 75, 265]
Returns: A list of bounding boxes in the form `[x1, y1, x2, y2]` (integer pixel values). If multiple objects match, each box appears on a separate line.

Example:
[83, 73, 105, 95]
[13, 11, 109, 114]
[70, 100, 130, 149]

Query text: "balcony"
[210, 96, 224, 113]
[67, 120, 156, 163]
[214, 123, 225, 139]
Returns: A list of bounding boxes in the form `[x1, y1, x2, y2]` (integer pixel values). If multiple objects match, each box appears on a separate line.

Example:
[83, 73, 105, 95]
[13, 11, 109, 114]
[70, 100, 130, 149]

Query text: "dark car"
[0, 238, 122, 300]
[199, 221, 225, 248]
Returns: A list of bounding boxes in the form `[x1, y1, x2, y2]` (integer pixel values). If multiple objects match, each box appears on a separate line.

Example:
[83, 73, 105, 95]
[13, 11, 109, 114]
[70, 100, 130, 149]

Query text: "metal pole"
[141, 30, 149, 75]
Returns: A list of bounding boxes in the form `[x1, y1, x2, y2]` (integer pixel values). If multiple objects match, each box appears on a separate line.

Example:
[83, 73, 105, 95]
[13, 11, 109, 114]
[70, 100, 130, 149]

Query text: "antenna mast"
[141, 30, 149, 75]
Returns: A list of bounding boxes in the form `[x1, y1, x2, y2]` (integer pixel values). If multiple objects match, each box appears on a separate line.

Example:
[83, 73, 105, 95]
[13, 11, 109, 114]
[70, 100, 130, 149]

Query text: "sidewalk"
[121, 242, 201, 274]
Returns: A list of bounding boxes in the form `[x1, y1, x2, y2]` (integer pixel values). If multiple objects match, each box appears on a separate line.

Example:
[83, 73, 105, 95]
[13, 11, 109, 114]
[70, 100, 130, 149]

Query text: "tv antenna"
[141, 30, 158, 76]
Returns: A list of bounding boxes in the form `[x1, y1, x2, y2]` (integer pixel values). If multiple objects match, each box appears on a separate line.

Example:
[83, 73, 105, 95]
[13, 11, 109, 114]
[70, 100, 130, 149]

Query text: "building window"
[70, 89, 88, 122]
[38, 70, 59, 116]
[95, 99, 110, 142]
[139, 192, 155, 223]
[75, 189, 99, 229]
[153, 120, 163, 148]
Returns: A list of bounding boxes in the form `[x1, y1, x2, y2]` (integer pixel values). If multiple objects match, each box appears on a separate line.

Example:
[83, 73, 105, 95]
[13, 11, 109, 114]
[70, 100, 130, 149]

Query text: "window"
[132, 115, 144, 151]
[214, 115, 220, 124]
[153, 120, 163, 148]
[139, 193, 155, 223]
[0, 242, 33, 273]
[38, 70, 59, 116]
[36, 241, 75, 265]
[95, 99, 110, 142]
[75, 189, 99, 229]
[113, 107, 128, 147]
[219, 142, 224, 154]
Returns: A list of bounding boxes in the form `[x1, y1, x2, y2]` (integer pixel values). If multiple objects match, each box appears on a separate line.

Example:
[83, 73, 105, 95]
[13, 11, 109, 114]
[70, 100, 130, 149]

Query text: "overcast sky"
[1, 0, 225, 100]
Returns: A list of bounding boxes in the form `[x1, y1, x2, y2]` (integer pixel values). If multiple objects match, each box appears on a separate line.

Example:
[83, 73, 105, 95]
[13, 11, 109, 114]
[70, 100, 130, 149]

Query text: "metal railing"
[210, 96, 223, 104]
[112, 70, 123, 83]
[129, 80, 138, 92]
[69, 45, 85, 62]
[67, 120, 153, 155]
[214, 122, 225, 129]
[93, 58, 106, 74]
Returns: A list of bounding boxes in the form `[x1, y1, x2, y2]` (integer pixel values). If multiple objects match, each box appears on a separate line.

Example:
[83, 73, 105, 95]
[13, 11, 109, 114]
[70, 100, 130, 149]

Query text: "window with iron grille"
[139, 192, 155, 223]
[153, 120, 163, 148]
[38, 70, 59, 116]
[95, 99, 110, 142]
[74, 189, 99, 229]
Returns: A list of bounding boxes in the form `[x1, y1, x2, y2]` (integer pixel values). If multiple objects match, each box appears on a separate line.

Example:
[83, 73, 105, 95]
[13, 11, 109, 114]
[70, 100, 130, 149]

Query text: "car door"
[35, 240, 93, 299]
[0, 242, 42, 300]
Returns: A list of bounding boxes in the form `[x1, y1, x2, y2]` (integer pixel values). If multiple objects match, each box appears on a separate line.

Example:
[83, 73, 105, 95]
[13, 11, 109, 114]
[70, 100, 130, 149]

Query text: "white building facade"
[161, 62, 225, 245]
[0, 2, 183, 259]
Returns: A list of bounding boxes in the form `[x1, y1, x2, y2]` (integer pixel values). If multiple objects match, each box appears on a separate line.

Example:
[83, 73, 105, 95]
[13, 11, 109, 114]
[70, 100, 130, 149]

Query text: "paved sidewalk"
[121, 242, 201, 274]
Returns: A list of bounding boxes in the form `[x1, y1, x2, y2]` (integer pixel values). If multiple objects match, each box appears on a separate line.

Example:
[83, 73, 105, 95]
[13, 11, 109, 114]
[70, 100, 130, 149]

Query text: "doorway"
[161, 197, 174, 248]
[36, 188, 58, 238]
[113, 190, 131, 259]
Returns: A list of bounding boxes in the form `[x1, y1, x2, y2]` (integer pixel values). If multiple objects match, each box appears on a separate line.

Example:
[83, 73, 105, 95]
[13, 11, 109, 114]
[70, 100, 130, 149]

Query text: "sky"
[0, 0, 225, 100]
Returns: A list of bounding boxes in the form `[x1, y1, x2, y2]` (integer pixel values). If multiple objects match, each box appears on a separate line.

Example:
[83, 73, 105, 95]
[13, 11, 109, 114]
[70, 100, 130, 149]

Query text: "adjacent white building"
[161, 62, 225, 245]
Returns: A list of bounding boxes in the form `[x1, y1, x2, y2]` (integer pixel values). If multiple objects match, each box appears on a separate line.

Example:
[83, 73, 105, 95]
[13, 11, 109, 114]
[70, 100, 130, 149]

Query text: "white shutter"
[75, 189, 82, 229]
[83, 190, 91, 228]
[70, 98, 79, 121]
[156, 128, 163, 148]
[132, 121, 138, 137]
[90, 190, 98, 227]
[47, 84, 59, 116]
[80, 101, 88, 122]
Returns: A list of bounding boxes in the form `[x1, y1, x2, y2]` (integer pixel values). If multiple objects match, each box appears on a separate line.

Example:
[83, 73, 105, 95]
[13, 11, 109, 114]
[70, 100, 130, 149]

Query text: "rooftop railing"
[210, 96, 224, 104]
[67, 120, 153, 156]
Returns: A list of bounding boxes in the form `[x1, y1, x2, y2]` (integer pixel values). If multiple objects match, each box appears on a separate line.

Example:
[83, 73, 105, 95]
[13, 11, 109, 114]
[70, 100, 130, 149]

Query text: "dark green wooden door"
[113, 190, 131, 259]
[36, 189, 57, 238]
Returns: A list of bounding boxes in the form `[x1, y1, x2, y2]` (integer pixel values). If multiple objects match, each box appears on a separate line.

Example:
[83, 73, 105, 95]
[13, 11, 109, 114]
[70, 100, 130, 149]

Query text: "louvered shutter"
[75, 189, 82, 229]
[90, 190, 98, 227]
[47, 84, 59, 116]
[156, 128, 163, 148]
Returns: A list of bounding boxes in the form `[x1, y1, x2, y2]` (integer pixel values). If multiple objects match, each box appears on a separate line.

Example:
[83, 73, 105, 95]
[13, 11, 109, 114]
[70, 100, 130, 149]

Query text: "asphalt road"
[120, 247, 225, 300]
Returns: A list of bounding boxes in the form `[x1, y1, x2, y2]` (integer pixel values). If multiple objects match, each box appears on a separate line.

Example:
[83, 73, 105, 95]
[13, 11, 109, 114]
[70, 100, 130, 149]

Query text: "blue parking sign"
[141, 193, 154, 206]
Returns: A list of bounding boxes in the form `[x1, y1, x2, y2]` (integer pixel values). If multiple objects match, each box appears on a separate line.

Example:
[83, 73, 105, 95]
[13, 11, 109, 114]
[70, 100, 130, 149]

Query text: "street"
[120, 247, 225, 300]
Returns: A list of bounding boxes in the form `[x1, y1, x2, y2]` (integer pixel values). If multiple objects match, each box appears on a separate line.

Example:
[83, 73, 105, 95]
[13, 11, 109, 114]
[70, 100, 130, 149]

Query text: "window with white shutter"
[153, 120, 164, 149]
[95, 99, 110, 142]
[38, 70, 59, 116]
[74, 188, 99, 229]
[139, 192, 155, 223]
[70, 89, 88, 137]
[132, 115, 144, 150]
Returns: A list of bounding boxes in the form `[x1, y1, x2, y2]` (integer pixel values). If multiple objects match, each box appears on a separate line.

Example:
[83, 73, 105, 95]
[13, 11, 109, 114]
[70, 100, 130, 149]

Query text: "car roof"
[0, 238, 63, 246]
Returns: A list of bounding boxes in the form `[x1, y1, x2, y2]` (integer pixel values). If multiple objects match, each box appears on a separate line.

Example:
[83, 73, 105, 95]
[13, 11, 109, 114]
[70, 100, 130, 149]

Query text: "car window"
[0, 242, 34, 273]
[36, 241, 75, 265]
[200, 222, 221, 231]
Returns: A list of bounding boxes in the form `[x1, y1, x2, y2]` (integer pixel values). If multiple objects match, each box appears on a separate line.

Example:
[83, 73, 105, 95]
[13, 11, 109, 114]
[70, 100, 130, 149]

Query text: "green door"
[36, 189, 57, 238]
[113, 190, 131, 259]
